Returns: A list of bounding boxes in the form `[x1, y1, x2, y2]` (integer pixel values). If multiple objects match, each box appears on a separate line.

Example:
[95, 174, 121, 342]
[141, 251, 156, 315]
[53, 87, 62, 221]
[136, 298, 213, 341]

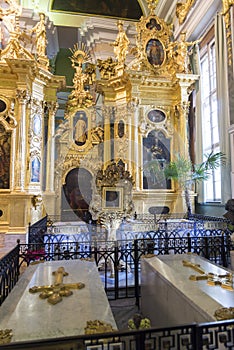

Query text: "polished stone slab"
[0, 260, 117, 342]
[141, 254, 234, 328]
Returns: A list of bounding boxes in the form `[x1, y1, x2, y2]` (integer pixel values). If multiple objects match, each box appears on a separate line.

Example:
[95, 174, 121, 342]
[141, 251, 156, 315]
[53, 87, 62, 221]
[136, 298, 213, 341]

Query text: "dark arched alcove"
[61, 168, 93, 222]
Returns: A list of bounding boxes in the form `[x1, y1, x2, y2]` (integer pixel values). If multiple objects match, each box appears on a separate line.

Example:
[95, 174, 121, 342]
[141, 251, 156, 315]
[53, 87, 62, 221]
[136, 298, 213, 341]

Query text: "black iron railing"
[1, 319, 234, 349]
[0, 245, 20, 306]
[0, 230, 233, 349]
[0, 230, 229, 305]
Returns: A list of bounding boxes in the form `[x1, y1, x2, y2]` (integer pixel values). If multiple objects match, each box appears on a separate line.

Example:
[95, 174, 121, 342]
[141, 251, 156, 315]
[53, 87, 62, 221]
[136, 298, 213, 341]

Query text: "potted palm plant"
[144, 151, 226, 215]
[163, 151, 226, 214]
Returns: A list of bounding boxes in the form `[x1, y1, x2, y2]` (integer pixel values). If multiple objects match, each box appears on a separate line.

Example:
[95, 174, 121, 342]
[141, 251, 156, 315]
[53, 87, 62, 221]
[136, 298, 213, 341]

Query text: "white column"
[14, 89, 30, 191]
[229, 124, 234, 198]
[45, 102, 58, 192]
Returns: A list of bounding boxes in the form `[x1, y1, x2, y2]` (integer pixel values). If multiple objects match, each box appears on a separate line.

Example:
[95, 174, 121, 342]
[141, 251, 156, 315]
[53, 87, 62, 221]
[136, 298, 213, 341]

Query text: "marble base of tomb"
[0, 260, 117, 343]
[141, 254, 234, 328]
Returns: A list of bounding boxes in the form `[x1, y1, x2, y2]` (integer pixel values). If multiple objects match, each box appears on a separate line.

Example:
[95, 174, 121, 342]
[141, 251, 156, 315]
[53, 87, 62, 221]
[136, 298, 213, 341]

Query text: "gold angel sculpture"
[31, 12, 47, 57]
[112, 20, 130, 65]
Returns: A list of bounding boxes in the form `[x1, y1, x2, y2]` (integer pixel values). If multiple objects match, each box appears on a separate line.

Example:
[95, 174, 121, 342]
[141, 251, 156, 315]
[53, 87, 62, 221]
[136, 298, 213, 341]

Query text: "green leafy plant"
[163, 151, 226, 214]
[144, 151, 226, 214]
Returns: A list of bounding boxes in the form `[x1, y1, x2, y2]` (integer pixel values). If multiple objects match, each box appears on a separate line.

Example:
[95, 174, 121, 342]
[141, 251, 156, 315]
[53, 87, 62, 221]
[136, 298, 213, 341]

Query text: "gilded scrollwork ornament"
[84, 320, 116, 334]
[214, 307, 234, 321]
[0, 329, 13, 344]
[222, 0, 234, 66]
[97, 57, 117, 79]
[66, 45, 95, 113]
[176, 0, 196, 25]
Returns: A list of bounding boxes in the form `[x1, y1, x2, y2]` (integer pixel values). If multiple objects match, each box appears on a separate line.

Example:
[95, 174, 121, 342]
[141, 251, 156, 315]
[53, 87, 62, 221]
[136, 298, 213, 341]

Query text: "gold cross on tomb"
[182, 260, 233, 291]
[29, 266, 85, 304]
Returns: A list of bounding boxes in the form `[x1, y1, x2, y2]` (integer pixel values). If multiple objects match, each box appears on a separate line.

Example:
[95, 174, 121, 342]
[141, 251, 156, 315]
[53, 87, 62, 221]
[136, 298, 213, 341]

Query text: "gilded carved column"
[103, 106, 112, 166]
[14, 89, 30, 191]
[133, 101, 140, 190]
[45, 101, 58, 192]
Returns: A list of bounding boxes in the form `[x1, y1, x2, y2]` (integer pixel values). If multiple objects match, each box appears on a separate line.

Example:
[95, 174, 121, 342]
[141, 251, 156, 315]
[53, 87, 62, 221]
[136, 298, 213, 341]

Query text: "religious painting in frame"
[146, 38, 165, 66]
[73, 110, 88, 147]
[147, 109, 166, 123]
[102, 187, 123, 211]
[31, 157, 41, 183]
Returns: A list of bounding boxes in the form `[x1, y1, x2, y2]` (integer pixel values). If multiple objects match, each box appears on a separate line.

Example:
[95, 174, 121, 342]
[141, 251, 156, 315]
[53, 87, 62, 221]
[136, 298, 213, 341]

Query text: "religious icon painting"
[102, 187, 123, 210]
[117, 120, 125, 138]
[31, 157, 41, 182]
[33, 114, 42, 136]
[147, 109, 166, 123]
[146, 17, 161, 31]
[146, 39, 164, 66]
[0, 99, 7, 113]
[73, 111, 88, 146]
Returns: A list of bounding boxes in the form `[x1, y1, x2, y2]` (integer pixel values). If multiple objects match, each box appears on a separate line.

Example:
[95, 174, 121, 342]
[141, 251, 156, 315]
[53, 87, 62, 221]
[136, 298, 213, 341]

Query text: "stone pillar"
[45, 102, 58, 192]
[14, 89, 30, 191]
[176, 74, 199, 158]
[229, 124, 234, 198]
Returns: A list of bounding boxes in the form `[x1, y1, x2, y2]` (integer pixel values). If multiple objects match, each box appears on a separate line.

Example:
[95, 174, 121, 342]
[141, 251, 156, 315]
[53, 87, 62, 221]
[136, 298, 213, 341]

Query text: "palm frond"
[201, 151, 226, 171]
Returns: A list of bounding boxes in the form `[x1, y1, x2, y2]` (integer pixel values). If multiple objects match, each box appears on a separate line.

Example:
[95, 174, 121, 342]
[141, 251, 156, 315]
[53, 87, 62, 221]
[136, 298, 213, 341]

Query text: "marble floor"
[109, 297, 140, 330]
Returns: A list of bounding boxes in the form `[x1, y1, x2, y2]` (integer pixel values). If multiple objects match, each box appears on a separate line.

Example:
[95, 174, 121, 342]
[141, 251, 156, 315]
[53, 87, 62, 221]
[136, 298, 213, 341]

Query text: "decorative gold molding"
[214, 307, 234, 321]
[176, 0, 196, 25]
[0, 329, 12, 345]
[84, 320, 116, 334]
[222, 0, 234, 66]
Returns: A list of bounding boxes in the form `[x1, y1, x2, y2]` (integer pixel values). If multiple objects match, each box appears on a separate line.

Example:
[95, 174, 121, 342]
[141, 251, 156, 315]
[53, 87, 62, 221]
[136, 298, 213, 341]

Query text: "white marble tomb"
[0, 260, 117, 342]
[141, 253, 234, 328]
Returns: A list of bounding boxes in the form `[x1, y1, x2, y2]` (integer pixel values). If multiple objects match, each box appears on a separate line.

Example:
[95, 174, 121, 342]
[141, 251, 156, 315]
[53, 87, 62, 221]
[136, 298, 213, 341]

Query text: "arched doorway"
[62, 168, 93, 222]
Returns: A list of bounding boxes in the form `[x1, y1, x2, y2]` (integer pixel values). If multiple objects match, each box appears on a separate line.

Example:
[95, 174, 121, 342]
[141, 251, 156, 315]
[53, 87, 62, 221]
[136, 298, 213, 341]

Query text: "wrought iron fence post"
[195, 324, 203, 350]
[114, 242, 119, 300]
[194, 220, 197, 236]
[134, 239, 140, 307]
[16, 239, 20, 277]
[188, 232, 191, 253]
[221, 231, 228, 267]
[93, 240, 98, 266]
[135, 331, 146, 350]
[164, 221, 169, 254]
[204, 236, 209, 259]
